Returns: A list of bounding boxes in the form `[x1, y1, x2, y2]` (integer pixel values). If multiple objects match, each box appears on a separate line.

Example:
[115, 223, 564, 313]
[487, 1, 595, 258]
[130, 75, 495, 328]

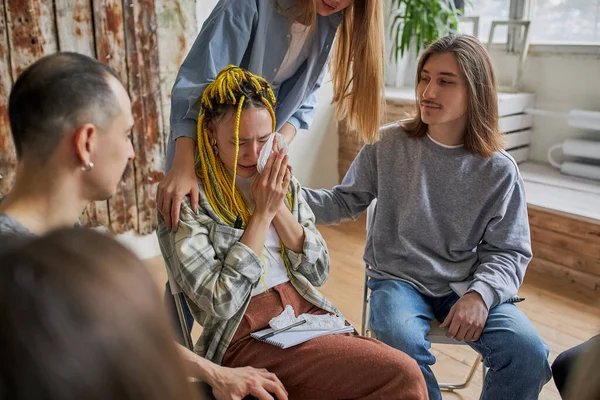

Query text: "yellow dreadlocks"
[196, 65, 291, 228]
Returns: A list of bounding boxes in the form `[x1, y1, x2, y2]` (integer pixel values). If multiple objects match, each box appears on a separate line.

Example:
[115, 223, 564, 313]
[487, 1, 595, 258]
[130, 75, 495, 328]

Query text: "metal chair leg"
[439, 354, 482, 392]
[174, 293, 194, 350]
[361, 267, 369, 336]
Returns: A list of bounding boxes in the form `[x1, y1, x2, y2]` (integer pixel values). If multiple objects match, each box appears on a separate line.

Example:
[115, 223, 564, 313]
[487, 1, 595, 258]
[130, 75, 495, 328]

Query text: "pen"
[258, 319, 307, 340]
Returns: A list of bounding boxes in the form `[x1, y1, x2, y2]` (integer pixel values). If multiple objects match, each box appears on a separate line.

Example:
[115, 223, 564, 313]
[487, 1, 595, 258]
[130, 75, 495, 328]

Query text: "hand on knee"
[440, 292, 488, 342]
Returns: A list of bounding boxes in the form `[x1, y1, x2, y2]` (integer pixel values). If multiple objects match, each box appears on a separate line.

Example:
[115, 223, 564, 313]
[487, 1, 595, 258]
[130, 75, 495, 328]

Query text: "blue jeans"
[367, 278, 551, 400]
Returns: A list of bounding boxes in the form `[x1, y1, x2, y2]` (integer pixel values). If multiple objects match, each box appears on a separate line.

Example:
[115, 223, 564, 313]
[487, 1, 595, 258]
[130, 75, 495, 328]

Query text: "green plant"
[389, 0, 463, 62]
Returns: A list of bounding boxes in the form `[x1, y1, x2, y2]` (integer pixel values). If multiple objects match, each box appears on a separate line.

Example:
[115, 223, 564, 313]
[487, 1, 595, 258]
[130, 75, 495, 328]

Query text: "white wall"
[286, 78, 338, 189]
[490, 49, 600, 164]
[196, 1, 339, 189]
[197, 0, 218, 24]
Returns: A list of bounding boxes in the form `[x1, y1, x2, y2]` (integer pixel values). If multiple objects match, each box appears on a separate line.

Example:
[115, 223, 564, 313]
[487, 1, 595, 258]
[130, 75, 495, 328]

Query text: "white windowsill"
[519, 162, 600, 222]
[485, 42, 600, 56]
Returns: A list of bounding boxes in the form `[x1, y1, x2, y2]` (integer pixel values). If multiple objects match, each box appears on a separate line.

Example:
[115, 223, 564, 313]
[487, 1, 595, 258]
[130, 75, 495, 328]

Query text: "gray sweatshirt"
[302, 123, 532, 310]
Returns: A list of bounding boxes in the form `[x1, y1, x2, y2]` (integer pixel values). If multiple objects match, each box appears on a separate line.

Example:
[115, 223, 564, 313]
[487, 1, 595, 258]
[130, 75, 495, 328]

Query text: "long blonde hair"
[288, 0, 385, 144]
[401, 34, 504, 158]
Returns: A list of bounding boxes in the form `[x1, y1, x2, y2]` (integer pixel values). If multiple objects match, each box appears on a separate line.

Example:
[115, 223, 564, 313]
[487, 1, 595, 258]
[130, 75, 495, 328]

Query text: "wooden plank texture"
[528, 206, 600, 290]
[528, 207, 600, 245]
[155, 0, 197, 152]
[532, 240, 600, 277]
[531, 225, 600, 261]
[2, 0, 57, 194]
[529, 257, 600, 291]
[0, 0, 198, 235]
[55, 0, 95, 56]
[5, 0, 57, 77]
[382, 100, 416, 124]
[123, 0, 164, 234]
[93, 0, 137, 233]
[0, 0, 15, 194]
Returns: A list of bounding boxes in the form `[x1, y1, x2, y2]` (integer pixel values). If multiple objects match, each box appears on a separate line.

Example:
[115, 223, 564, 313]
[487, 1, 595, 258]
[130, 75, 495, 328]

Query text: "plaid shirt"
[156, 177, 338, 364]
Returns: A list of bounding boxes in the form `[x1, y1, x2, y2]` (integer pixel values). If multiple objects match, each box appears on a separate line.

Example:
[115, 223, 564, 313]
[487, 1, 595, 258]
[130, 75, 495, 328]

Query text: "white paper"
[257, 133, 288, 174]
[269, 305, 346, 331]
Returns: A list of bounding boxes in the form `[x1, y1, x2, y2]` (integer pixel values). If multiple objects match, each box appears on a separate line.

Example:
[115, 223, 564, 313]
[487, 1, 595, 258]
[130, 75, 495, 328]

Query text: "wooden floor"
[146, 214, 600, 400]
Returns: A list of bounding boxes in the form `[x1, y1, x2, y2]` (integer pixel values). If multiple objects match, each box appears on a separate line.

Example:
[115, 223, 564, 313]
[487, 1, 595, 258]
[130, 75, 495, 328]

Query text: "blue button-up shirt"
[166, 0, 342, 170]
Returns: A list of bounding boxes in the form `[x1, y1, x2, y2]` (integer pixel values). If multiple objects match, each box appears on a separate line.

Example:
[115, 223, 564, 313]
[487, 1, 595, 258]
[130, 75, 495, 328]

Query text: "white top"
[272, 22, 314, 91]
[252, 225, 291, 296]
[234, 175, 290, 297]
[427, 133, 464, 149]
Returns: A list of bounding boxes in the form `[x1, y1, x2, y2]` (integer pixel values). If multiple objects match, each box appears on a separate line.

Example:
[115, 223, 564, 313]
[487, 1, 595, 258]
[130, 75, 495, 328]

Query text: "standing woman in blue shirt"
[156, 0, 385, 228]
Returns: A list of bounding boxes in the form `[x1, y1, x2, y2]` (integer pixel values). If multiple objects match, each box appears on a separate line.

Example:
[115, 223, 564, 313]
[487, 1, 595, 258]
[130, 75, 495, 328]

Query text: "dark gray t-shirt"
[0, 212, 35, 254]
[0, 196, 35, 253]
[0, 213, 33, 236]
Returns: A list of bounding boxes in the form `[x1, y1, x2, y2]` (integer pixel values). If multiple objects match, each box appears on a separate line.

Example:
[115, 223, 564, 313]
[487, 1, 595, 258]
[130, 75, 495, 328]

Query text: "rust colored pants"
[222, 282, 427, 400]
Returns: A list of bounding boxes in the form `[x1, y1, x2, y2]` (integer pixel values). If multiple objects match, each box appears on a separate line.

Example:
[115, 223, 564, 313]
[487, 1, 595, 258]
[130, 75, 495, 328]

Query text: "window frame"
[471, 0, 600, 56]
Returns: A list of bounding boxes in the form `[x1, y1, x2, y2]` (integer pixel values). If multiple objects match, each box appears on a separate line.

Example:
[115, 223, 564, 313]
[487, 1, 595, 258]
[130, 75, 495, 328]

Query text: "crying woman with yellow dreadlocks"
[156, 66, 427, 400]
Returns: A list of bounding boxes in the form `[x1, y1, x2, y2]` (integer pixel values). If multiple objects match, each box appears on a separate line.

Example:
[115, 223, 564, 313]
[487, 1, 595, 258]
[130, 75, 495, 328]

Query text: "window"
[459, 0, 510, 43]
[528, 0, 600, 44]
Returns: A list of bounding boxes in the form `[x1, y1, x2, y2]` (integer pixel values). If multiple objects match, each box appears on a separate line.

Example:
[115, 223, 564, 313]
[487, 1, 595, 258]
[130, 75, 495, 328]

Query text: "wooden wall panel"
[155, 0, 196, 152]
[123, 0, 164, 235]
[2, 0, 57, 196]
[531, 225, 600, 261]
[528, 207, 600, 246]
[0, 0, 196, 235]
[93, 0, 138, 233]
[528, 207, 600, 291]
[4, 0, 57, 77]
[0, 0, 15, 194]
[55, 0, 95, 56]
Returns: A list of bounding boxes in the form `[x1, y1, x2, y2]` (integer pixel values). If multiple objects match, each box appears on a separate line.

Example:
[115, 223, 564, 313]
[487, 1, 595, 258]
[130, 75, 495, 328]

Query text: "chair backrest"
[166, 265, 182, 295]
[361, 200, 377, 336]
[165, 267, 194, 350]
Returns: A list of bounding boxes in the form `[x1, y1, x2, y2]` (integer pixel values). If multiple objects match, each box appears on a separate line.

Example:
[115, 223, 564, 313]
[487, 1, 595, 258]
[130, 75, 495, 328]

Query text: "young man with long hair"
[303, 34, 552, 400]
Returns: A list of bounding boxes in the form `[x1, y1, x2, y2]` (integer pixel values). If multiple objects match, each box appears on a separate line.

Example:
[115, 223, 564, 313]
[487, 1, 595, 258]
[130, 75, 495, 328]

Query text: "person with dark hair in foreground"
[0, 228, 203, 400]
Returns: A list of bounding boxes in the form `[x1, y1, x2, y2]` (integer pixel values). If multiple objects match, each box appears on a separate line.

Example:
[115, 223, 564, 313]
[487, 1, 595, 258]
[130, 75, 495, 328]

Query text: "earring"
[81, 161, 94, 171]
[211, 138, 219, 155]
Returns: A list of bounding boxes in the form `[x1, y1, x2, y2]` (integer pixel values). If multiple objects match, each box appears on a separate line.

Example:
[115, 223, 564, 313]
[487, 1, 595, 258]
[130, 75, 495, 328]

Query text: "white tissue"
[269, 305, 346, 331]
[257, 133, 288, 174]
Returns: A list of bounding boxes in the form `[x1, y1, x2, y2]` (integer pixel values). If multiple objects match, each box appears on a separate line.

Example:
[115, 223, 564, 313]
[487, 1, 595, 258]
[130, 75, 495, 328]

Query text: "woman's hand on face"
[252, 149, 291, 220]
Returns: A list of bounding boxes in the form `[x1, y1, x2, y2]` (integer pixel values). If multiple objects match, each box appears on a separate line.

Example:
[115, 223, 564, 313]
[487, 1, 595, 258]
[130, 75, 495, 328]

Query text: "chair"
[361, 201, 485, 392]
[166, 272, 272, 400]
[166, 268, 194, 351]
